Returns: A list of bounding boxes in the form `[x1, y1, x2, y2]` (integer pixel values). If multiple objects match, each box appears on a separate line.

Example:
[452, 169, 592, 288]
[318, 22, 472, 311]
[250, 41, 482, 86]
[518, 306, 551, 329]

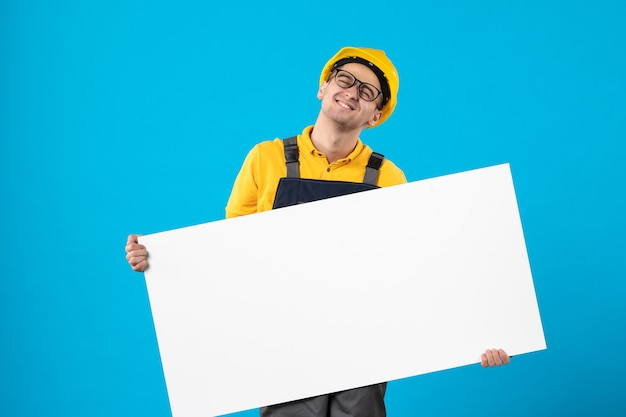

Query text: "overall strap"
[283, 136, 300, 178]
[363, 151, 385, 185]
[282, 136, 384, 185]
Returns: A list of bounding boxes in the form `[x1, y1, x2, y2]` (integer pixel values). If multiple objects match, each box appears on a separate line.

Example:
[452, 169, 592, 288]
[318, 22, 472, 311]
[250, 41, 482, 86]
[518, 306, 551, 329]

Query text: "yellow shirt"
[225, 126, 407, 218]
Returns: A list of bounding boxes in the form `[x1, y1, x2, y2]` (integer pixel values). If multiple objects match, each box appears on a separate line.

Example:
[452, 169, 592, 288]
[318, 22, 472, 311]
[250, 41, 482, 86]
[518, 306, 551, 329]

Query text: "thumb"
[127, 234, 143, 245]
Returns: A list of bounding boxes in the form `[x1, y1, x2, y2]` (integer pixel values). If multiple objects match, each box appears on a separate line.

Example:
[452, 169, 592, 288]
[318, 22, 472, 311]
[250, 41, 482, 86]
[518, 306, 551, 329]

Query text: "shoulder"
[362, 144, 407, 187]
[379, 157, 407, 186]
[241, 138, 286, 166]
[249, 137, 284, 155]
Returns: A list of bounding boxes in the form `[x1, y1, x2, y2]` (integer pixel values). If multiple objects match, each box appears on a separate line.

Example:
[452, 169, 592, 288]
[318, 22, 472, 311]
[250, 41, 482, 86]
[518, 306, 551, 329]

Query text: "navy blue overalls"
[260, 137, 388, 417]
[272, 136, 383, 209]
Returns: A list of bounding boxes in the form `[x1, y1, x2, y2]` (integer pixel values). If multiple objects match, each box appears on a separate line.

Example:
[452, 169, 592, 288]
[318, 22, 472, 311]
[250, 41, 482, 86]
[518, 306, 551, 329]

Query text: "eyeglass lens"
[334, 70, 381, 102]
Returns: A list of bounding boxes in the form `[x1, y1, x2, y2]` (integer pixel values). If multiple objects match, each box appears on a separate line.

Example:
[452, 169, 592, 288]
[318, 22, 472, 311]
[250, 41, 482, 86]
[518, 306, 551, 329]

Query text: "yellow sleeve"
[225, 140, 286, 218]
[225, 145, 260, 219]
[378, 158, 408, 187]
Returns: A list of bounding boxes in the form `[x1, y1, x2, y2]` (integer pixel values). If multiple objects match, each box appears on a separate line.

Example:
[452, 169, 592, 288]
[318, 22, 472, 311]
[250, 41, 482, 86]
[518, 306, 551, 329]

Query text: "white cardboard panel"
[140, 163, 546, 417]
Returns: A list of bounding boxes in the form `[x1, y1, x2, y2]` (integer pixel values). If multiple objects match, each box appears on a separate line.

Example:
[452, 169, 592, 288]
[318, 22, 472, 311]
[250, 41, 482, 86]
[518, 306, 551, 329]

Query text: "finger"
[127, 234, 140, 245]
[126, 245, 147, 254]
[125, 234, 147, 254]
[125, 248, 147, 261]
[127, 255, 142, 267]
[480, 353, 488, 368]
[493, 349, 503, 366]
[125, 244, 147, 255]
[132, 259, 148, 272]
[499, 349, 511, 365]
[128, 255, 148, 269]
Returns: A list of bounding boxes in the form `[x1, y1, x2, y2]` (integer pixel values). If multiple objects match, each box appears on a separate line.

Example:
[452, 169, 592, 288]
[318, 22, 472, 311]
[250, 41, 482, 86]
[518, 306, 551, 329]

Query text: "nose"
[343, 83, 360, 100]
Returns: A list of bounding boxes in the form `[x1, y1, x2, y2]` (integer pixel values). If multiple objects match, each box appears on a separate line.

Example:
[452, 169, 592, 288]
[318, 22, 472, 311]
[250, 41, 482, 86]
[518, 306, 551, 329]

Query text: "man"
[126, 46, 510, 417]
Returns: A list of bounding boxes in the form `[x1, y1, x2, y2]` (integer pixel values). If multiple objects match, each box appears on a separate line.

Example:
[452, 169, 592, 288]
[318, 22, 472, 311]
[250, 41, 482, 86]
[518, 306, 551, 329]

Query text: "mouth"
[336, 99, 355, 110]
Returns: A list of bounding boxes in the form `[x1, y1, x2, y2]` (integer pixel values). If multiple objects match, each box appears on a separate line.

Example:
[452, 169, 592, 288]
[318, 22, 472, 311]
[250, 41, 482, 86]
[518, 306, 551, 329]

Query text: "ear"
[317, 81, 328, 100]
[367, 109, 383, 127]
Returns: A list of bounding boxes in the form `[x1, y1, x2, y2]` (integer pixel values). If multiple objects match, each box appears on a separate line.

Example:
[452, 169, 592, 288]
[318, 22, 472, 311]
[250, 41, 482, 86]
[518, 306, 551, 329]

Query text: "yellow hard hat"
[320, 46, 399, 127]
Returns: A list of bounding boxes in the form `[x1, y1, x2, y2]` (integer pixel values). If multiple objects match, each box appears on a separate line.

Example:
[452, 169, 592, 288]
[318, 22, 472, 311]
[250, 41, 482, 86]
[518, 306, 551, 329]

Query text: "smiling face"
[317, 62, 384, 131]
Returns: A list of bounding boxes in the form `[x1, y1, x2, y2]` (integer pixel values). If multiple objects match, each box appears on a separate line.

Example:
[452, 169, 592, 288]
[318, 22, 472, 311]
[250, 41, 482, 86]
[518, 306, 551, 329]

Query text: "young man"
[126, 46, 510, 417]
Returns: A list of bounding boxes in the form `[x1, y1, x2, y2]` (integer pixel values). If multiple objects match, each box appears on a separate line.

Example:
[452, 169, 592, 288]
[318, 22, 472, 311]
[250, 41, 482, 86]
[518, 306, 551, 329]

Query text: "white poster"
[140, 163, 545, 417]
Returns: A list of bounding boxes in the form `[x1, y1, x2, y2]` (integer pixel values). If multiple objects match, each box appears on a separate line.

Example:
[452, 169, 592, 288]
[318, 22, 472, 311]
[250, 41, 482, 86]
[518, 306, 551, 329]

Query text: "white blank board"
[140, 163, 546, 417]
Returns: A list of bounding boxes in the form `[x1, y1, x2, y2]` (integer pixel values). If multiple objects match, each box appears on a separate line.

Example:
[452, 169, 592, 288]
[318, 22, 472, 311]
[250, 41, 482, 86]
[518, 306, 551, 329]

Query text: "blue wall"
[1, 1, 624, 416]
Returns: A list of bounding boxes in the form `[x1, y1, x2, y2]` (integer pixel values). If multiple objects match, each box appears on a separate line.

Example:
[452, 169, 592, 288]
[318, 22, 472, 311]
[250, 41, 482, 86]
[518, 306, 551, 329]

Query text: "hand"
[125, 234, 149, 272]
[480, 348, 510, 368]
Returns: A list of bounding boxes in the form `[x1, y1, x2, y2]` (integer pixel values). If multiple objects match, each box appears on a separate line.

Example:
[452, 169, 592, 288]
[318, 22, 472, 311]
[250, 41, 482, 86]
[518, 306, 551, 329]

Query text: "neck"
[311, 116, 362, 163]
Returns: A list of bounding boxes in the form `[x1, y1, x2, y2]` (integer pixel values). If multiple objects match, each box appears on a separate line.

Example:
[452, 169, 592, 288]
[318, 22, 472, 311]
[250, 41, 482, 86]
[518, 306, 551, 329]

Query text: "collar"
[300, 125, 365, 163]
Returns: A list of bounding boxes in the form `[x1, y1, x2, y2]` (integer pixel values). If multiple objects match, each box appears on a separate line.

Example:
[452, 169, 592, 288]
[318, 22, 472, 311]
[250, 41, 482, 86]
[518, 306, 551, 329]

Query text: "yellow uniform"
[226, 125, 407, 218]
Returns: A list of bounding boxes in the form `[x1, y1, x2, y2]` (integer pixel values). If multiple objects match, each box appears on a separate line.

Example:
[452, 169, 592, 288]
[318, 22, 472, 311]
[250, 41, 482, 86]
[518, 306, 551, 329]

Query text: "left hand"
[480, 348, 510, 368]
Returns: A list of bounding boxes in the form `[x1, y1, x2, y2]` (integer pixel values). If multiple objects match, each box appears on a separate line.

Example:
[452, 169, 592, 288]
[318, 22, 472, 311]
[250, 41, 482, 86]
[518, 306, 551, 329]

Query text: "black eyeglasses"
[331, 69, 383, 104]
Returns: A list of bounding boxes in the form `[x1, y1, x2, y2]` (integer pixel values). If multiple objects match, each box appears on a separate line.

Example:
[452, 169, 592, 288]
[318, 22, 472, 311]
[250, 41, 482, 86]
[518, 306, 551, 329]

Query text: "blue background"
[1, 1, 625, 416]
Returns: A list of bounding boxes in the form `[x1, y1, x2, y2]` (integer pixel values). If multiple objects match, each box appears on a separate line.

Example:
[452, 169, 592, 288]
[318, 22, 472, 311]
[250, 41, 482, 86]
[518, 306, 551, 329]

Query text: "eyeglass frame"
[329, 69, 384, 109]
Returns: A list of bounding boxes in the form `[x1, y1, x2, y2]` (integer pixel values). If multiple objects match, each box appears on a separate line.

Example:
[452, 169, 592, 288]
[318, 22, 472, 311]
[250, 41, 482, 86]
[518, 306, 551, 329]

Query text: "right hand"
[480, 348, 511, 368]
[125, 234, 149, 272]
